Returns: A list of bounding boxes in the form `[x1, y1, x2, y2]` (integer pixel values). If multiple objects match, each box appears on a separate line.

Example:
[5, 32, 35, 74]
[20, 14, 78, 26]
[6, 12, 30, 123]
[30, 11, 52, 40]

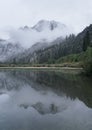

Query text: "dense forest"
[30, 25, 92, 65]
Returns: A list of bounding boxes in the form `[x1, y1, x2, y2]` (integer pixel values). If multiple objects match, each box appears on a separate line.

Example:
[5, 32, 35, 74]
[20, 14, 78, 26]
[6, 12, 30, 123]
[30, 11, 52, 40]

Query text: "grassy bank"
[0, 62, 82, 68]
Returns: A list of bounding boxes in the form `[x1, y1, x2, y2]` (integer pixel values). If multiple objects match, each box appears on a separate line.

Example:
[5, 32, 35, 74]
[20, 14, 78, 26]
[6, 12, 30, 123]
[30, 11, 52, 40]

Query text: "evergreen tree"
[83, 31, 90, 51]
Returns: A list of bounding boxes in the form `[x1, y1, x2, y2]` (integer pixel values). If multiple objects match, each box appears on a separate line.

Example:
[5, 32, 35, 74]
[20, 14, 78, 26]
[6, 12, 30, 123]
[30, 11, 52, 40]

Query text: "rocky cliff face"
[0, 39, 24, 62]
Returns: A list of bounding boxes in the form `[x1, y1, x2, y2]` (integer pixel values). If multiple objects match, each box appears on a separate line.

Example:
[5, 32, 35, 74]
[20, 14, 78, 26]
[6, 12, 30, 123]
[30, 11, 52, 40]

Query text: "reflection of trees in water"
[0, 71, 29, 91]
[34, 71, 92, 108]
[0, 70, 92, 108]
[17, 70, 92, 108]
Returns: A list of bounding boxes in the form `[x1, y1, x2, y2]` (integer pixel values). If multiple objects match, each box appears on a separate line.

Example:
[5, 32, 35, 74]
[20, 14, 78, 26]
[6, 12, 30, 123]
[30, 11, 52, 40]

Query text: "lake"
[0, 69, 92, 130]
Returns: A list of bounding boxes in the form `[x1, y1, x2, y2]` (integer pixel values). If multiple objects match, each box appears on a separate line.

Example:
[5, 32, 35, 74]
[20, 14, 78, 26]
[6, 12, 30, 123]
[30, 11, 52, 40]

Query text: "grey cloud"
[0, 0, 92, 36]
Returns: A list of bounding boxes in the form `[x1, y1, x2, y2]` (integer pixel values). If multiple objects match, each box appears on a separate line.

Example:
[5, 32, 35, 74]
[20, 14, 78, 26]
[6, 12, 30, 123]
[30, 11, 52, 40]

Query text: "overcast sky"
[0, 0, 92, 34]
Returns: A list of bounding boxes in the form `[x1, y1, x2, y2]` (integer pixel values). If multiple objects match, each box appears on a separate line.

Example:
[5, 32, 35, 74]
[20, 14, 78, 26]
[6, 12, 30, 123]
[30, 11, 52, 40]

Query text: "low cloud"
[7, 25, 73, 48]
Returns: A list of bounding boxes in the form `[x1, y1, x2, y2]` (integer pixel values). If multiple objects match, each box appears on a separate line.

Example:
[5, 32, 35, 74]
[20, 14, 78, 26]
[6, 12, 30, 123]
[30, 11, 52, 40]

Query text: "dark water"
[0, 69, 92, 130]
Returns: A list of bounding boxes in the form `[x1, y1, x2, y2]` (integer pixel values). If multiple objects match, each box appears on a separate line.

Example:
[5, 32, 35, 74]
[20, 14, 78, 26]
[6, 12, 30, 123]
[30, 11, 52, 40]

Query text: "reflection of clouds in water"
[0, 85, 92, 115]
[0, 94, 10, 104]
[0, 71, 92, 130]
[9, 86, 74, 114]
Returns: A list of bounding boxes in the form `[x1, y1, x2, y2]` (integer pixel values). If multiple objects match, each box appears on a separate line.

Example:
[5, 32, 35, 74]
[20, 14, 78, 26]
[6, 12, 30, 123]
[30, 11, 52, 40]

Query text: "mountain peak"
[32, 20, 66, 32]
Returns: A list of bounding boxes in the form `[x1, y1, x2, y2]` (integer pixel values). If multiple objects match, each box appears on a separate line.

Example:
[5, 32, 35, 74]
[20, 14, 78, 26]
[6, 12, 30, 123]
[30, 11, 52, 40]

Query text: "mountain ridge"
[0, 22, 92, 64]
[0, 20, 71, 62]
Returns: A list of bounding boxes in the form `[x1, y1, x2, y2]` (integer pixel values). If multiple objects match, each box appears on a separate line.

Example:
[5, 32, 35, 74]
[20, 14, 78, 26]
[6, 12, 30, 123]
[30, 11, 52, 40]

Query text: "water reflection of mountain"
[0, 70, 92, 108]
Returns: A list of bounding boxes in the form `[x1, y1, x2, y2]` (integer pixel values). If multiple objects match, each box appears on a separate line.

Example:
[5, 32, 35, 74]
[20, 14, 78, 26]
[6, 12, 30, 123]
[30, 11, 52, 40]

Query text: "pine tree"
[83, 31, 90, 51]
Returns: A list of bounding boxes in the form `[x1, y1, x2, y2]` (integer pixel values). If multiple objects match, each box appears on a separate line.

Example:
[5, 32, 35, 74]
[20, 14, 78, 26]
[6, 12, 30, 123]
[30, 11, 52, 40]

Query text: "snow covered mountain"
[0, 20, 73, 63]
[32, 20, 67, 32]
[12, 20, 71, 48]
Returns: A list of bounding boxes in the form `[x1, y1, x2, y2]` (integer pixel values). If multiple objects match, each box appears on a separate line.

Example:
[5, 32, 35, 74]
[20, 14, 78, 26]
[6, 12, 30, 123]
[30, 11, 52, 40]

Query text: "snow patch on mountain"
[32, 20, 66, 31]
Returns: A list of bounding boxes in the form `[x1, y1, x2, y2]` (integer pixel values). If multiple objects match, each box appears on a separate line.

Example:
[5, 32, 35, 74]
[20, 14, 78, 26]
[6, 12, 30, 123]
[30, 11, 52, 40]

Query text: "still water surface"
[0, 69, 92, 130]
